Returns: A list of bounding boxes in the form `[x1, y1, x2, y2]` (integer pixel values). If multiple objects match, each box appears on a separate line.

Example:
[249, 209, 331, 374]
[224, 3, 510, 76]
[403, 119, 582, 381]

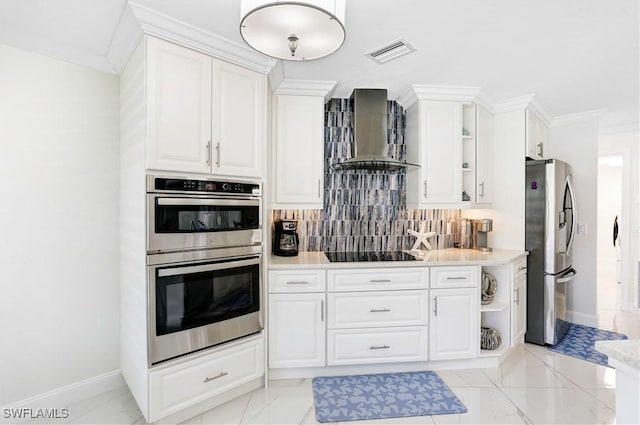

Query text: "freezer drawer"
[544, 268, 576, 345]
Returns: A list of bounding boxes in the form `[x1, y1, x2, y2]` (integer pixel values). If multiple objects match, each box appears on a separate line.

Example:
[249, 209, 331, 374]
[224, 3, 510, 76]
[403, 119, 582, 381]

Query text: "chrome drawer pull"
[370, 308, 391, 313]
[203, 372, 228, 383]
[286, 281, 309, 285]
[446, 276, 466, 280]
[370, 279, 391, 283]
[369, 345, 390, 350]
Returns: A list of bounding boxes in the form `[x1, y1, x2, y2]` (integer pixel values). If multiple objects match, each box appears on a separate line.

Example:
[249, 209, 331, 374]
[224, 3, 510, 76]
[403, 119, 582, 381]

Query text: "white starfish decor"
[408, 221, 437, 252]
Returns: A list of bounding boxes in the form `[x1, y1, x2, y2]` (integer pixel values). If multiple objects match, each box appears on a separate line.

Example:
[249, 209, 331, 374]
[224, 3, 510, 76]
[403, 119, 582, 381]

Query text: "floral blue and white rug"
[548, 320, 628, 367]
[311, 371, 467, 423]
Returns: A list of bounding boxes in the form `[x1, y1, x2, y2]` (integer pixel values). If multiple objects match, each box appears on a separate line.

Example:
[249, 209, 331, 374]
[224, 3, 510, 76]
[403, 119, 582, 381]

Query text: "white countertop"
[595, 339, 640, 369]
[268, 248, 527, 269]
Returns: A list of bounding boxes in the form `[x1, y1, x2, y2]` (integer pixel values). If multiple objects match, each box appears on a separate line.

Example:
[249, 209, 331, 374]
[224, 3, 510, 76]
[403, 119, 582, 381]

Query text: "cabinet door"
[525, 109, 545, 160]
[475, 104, 493, 204]
[212, 60, 265, 178]
[429, 287, 479, 360]
[512, 275, 527, 343]
[268, 293, 325, 368]
[419, 101, 462, 204]
[146, 37, 212, 174]
[273, 95, 324, 208]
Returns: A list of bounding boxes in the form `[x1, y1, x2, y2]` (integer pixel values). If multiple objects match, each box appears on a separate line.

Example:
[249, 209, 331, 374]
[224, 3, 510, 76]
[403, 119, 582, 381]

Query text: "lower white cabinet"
[268, 293, 326, 368]
[327, 326, 429, 365]
[511, 258, 527, 344]
[148, 336, 263, 422]
[429, 287, 479, 360]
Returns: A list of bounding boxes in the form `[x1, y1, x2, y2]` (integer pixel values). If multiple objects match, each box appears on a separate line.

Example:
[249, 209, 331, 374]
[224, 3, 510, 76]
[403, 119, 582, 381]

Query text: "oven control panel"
[152, 177, 260, 195]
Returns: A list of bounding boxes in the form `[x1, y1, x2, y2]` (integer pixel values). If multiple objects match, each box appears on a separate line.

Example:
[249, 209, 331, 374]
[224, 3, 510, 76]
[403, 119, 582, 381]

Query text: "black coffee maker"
[273, 220, 299, 256]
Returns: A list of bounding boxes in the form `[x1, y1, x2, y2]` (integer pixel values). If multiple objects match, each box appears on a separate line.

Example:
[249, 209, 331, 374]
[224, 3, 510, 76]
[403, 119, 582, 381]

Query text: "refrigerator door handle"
[556, 268, 577, 284]
[566, 176, 577, 255]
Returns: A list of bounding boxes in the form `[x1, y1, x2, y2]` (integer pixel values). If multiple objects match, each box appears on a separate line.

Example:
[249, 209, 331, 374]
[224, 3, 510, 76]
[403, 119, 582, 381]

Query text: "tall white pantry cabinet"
[119, 36, 267, 424]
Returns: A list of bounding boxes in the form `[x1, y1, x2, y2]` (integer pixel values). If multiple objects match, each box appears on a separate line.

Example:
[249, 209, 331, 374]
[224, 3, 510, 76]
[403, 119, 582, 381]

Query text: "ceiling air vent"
[365, 39, 415, 64]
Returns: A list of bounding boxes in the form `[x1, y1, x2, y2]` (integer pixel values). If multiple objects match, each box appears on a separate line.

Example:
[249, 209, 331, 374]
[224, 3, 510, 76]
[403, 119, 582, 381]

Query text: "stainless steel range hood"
[330, 89, 414, 172]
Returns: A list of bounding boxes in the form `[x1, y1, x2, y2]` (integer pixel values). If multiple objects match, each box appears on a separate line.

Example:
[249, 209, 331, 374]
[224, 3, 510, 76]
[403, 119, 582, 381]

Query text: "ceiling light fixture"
[239, 1, 346, 61]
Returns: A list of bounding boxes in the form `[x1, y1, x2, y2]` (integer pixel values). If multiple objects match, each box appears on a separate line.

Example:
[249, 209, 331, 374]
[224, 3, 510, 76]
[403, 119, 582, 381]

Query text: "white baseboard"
[567, 310, 599, 327]
[2, 370, 125, 411]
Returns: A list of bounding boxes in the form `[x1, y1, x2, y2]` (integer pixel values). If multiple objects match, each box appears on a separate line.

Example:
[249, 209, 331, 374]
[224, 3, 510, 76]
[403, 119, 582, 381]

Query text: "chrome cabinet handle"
[446, 276, 466, 280]
[321, 300, 324, 322]
[370, 279, 391, 283]
[537, 142, 543, 157]
[286, 281, 309, 285]
[514, 287, 520, 305]
[369, 345, 390, 350]
[433, 296, 438, 316]
[203, 372, 228, 383]
[423, 180, 428, 198]
[370, 308, 391, 313]
[479, 181, 485, 198]
[206, 140, 211, 165]
[215, 142, 221, 167]
[317, 179, 321, 198]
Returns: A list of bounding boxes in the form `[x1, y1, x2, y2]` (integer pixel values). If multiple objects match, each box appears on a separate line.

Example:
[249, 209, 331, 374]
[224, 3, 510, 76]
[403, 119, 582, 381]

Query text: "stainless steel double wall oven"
[147, 175, 263, 365]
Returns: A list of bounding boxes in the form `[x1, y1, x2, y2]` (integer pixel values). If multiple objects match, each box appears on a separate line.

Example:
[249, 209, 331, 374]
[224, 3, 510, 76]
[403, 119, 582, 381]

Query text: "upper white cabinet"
[525, 108, 547, 160]
[475, 104, 493, 204]
[146, 37, 213, 174]
[272, 95, 325, 208]
[406, 100, 462, 206]
[146, 37, 265, 178]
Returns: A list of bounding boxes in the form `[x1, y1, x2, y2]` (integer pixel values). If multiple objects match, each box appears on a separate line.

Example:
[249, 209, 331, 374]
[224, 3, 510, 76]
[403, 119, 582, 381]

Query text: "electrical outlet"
[578, 224, 588, 235]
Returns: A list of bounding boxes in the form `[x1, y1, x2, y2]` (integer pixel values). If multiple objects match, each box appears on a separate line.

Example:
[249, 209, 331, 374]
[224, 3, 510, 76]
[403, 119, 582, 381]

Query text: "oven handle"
[156, 197, 260, 207]
[157, 257, 260, 277]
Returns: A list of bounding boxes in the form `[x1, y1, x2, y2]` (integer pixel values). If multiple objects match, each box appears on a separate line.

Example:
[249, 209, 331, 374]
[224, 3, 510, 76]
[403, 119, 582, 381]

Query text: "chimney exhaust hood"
[330, 88, 416, 172]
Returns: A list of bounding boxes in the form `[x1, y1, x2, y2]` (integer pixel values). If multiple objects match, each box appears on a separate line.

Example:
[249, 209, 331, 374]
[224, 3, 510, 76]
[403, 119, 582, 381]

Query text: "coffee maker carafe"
[273, 220, 299, 256]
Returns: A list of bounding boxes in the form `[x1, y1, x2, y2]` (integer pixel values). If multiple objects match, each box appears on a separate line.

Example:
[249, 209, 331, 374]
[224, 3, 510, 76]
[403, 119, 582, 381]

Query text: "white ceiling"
[0, 0, 637, 130]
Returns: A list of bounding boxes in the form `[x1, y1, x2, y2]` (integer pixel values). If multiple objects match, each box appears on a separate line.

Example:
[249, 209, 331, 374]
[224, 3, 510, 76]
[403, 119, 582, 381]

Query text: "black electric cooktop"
[324, 251, 418, 262]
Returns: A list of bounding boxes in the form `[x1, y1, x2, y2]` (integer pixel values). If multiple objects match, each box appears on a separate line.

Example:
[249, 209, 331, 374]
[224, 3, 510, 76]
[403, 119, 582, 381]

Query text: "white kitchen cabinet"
[268, 293, 326, 368]
[268, 270, 326, 369]
[511, 258, 527, 344]
[145, 37, 265, 177]
[525, 109, 547, 160]
[212, 60, 264, 178]
[429, 287, 479, 360]
[146, 37, 213, 174]
[272, 95, 324, 208]
[148, 336, 263, 422]
[327, 267, 429, 292]
[475, 104, 494, 204]
[406, 100, 463, 206]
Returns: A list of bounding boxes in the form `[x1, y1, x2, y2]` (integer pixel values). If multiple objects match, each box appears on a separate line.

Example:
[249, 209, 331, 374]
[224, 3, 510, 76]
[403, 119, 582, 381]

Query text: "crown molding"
[492, 94, 536, 113]
[397, 84, 483, 108]
[273, 79, 338, 102]
[125, 1, 277, 75]
[0, 24, 116, 74]
[599, 122, 640, 136]
[106, 3, 144, 75]
[550, 109, 605, 127]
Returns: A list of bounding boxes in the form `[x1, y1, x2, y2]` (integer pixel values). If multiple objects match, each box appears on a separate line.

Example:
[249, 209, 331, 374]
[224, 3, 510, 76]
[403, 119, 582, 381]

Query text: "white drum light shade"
[240, 1, 346, 61]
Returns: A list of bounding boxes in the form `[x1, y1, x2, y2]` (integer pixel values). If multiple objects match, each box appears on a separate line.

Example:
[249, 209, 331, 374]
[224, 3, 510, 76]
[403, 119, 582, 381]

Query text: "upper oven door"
[147, 194, 262, 253]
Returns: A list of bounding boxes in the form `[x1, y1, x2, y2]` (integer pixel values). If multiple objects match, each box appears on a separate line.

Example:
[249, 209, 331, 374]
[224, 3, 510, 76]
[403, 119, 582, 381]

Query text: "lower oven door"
[149, 255, 262, 365]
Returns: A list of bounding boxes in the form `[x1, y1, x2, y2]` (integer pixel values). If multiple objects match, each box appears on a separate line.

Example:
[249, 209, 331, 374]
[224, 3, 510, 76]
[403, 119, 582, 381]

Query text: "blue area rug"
[548, 320, 628, 367]
[312, 371, 467, 423]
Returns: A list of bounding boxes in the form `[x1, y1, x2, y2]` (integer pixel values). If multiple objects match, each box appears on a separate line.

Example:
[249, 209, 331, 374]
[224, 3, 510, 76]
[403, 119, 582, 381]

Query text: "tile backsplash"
[272, 98, 460, 252]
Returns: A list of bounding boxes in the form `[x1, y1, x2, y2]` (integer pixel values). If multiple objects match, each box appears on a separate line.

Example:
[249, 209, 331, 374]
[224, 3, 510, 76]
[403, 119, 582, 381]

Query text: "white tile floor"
[21, 306, 637, 425]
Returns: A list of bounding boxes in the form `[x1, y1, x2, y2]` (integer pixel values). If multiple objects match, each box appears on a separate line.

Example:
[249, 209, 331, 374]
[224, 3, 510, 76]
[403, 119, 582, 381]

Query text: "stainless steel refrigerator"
[525, 159, 577, 345]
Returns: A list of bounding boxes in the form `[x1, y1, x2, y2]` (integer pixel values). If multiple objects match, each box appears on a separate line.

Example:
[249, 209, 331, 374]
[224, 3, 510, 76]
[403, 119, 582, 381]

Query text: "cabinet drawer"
[328, 291, 429, 329]
[149, 337, 264, 421]
[268, 270, 326, 293]
[328, 268, 429, 292]
[327, 326, 428, 365]
[513, 257, 528, 279]
[430, 266, 479, 288]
